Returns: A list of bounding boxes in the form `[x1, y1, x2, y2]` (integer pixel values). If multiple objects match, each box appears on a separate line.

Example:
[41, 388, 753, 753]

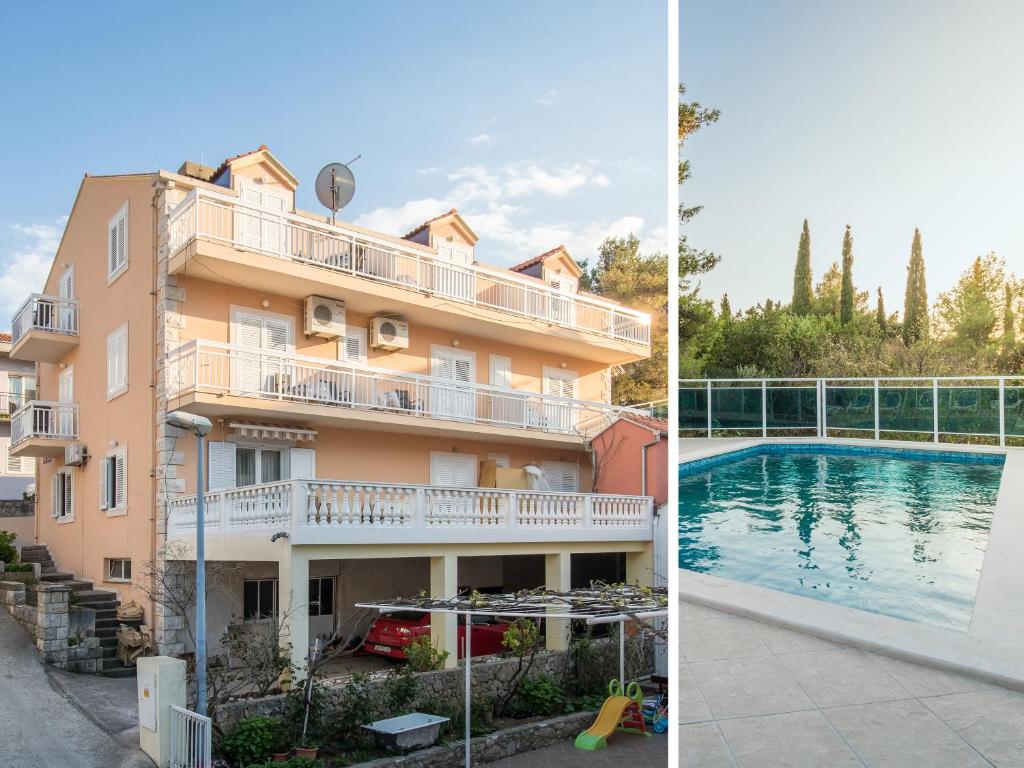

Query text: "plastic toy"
[574, 679, 649, 750]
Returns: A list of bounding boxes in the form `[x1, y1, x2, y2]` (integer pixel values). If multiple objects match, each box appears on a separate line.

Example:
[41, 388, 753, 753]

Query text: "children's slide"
[573, 694, 634, 750]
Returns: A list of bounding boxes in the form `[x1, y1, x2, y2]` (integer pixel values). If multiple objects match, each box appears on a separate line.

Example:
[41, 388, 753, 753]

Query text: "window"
[208, 443, 315, 491]
[308, 577, 335, 617]
[243, 578, 278, 621]
[51, 469, 73, 522]
[488, 452, 511, 469]
[430, 452, 477, 487]
[106, 324, 128, 398]
[107, 202, 129, 281]
[340, 327, 367, 365]
[236, 446, 283, 486]
[106, 558, 131, 582]
[100, 446, 127, 513]
[541, 461, 580, 493]
[1, 439, 31, 475]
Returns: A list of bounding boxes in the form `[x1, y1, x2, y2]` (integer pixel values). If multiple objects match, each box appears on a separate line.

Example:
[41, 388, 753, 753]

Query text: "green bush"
[506, 674, 565, 718]
[4, 563, 32, 572]
[0, 531, 16, 564]
[220, 716, 285, 767]
[247, 760, 324, 768]
[404, 635, 449, 672]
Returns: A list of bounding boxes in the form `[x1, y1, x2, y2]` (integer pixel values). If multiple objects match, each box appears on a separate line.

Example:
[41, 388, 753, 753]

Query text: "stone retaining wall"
[0, 580, 103, 673]
[0, 499, 33, 518]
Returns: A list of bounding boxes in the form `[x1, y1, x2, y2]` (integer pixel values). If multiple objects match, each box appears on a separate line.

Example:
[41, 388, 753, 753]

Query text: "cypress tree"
[840, 225, 855, 324]
[902, 228, 929, 345]
[1004, 283, 1017, 351]
[876, 287, 886, 332]
[720, 293, 732, 320]
[792, 219, 813, 315]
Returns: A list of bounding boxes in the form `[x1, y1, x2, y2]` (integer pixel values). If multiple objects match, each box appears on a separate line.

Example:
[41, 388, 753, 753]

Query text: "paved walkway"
[0, 607, 151, 768]
[679, 598, 1024, 767]
[492, 730, 668, 766]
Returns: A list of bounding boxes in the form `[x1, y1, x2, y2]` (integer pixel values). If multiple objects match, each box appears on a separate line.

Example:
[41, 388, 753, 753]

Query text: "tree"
[903, 228, 929, 345]
[876, 288, 886, 332]
[813, 262, 842, 317]
[840, 226, 855, 324]
[936, 254, 1004, 347]
[792, 220, 813, 315]
[579, 235, 667, 404]
[720, 294, 732, 321]
[1003, 282, 1016, 352]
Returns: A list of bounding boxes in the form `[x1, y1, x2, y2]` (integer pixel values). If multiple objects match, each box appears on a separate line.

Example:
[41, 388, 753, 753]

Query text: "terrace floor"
[678, 598, 1024, 767]
[494, 728, 668, 766]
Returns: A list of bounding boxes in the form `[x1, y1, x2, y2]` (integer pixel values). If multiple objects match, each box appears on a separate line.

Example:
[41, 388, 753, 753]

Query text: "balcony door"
[237, 181, 287, 255]
[58, 266, 74, 332]
[542, 367, 578, 433]
[430, 345, 475, 421]
[231, 310, 293, 396]
[58, 366, 74, 437]
[430, 242, 474, 301]
[548, 276, 576, 326]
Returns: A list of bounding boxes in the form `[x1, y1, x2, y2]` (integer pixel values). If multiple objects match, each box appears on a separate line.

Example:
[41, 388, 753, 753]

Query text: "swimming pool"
[679, 444, 1005, 630]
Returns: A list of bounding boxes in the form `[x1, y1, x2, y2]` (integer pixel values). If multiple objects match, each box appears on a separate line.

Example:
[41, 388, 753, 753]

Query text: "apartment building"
[0, 333, 36, 500]
[8, 146, 655, 670]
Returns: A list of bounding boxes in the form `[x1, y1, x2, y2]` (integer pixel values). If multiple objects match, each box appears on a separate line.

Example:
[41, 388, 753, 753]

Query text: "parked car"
[363, 611, 512, 660]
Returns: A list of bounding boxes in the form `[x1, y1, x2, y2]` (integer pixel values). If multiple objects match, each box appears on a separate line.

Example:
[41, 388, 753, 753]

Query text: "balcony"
[10, 294, 80, 363]
[9, 401, 78, 457]
[0, 393, 31, 422]
[165, 341, 643, 447]
[167, 479, 653, 545]
[166, 188, 650, 363]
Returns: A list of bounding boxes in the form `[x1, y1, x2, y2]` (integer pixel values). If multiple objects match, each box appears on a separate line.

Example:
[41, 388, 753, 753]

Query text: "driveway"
[0, 607, 152, 768]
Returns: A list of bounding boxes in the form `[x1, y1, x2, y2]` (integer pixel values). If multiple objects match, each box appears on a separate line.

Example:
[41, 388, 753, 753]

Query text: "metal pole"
[874, 379, 880, 441]
[196, 433, 207, 717]
[619, 619, 625, 687]
[821, 380, 829, 437]
[933, 379, 939, 444]
[761, 380, 767, 438]
[706, 380, 712, 438]
[999, 378, 1006, 447]
[464, 611, 472, 768]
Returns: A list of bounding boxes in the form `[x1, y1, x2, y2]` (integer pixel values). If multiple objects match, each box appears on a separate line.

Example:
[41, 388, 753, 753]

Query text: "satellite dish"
[315, 162, 356, 223]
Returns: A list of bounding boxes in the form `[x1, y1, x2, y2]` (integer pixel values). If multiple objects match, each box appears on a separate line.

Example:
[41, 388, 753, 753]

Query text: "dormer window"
[437, 239, 471, 266]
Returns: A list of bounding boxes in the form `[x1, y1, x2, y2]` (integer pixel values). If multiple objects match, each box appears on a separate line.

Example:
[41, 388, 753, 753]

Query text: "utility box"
[138, 656, 186, 768]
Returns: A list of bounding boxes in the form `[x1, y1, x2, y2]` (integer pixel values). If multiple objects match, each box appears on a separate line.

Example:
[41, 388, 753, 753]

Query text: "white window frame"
[489, 355, 513, 389]
[106, 323, 129, 400]
[541, 460, 580, 492]
[229, 306, 295, 351]
[105, 558, 132, 583]
[429, 451, 477, 487]
[52, 468, 74, 523]
[107, 202, 129, 283]
[233, 443, 286, 487]
[100, 444, 128, 516]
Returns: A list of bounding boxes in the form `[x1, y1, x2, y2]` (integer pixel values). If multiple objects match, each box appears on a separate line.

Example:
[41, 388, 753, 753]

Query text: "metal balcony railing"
[166, 188, 650, 345]
[680, 377, 1024, 446]
[10, 401, 78, 447]
[166, 340, 645, 439]
[11, 294, 79, 344]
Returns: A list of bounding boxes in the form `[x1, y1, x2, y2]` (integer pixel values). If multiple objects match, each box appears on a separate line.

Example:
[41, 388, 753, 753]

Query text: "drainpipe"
[640, 431, 662, 499]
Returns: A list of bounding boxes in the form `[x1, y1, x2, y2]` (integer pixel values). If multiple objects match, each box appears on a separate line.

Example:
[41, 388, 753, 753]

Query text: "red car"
[363, 611, 513, 660]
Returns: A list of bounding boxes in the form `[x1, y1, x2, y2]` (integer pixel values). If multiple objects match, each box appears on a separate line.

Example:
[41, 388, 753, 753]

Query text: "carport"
[356, 584, 668, 767]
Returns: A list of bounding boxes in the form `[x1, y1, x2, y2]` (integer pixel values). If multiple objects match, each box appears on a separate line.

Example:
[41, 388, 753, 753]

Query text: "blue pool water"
[679, 445, 1004, 630]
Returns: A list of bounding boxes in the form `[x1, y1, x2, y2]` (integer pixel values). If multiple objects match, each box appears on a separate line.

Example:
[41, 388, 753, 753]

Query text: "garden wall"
[0, 499, 34, 546]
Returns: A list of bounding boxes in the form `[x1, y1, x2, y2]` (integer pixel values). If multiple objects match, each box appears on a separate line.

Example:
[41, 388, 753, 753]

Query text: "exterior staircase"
[20, 544, 138, 678]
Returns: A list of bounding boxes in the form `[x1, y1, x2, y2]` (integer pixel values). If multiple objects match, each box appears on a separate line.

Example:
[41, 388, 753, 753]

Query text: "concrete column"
[430, 554, 458, 669]
[626, 543, 655, 587]
[544, 552, 571, 651]
[279, 549, 310, 676]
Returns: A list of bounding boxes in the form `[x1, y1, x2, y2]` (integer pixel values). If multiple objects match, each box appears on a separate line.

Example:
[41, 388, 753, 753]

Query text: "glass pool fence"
[679, 377, 1024, 446]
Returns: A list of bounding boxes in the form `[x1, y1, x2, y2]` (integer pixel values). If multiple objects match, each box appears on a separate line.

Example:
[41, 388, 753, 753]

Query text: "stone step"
[102, 661, 136, 679]
[94, 608, 117, 621]
[19, 551, 51, 563]
[19, 546, 50, 559]
[70, 589, 116, 602]
[94, 618, 120, 630]
[95, 628, 117, 640]
[99, 636, 118, 649]
[101, 645, 117, 659]
[39, 572, 74, 583]
[65, 580, 94, 592]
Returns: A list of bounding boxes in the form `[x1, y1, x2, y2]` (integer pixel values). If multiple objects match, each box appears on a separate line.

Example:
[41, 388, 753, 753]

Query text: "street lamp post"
[165, 411, 212, 717]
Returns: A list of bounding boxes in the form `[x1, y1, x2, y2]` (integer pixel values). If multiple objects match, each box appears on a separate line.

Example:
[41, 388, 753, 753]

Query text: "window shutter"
[51, 474, 60, 518]
[118, 329, 128, 390]
[454, 357, 472, 384]
[542, 462, 579, 493]
[490, 356, 512, 388]
[488, 453, 511, 469]
[289, 448, 316, 480]
[342, 330, 366, 364]
[207, 442, 237, 491]
[99, 457, 110, 510]
[431, 453, 476, 488]
[108, 205, 128, 277]
[62, 472, 73, 519]
[236, 313, 263, 348]
[453, 455, 476, 487]
[264, 318, 289, 353]
[115, 450, 127, 509]
[107, 326, 128, 395]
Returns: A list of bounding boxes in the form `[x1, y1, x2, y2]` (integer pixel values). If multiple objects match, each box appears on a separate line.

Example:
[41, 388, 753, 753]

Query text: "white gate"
[170, 705, 212, 768]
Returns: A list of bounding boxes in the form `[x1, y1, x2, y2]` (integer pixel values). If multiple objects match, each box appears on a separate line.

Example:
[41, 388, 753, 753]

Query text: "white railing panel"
[11, 294, 79, 344]
[169, 705, 212, 768]
[10, 401, 78, 446]
[167, 188, 650, 345]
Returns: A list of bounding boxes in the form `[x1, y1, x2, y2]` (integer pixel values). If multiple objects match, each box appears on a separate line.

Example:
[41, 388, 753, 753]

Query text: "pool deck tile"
[717, 710, 864, 768]
[690, 655, 816, 720]
[679, 617, 772, 663]
[921, 688, 1024, 766]
[777, 648, 913, 709]
[677, 722, 738, 768]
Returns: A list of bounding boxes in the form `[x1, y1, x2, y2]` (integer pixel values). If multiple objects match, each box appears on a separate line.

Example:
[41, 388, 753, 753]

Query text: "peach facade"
[10, 147, 655, 670]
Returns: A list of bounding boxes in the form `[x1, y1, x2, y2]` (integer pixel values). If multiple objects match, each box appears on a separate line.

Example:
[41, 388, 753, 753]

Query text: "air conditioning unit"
[65, 443, 87, 467]
[303, 295, 346, 339]
[370, 317, 410, 351]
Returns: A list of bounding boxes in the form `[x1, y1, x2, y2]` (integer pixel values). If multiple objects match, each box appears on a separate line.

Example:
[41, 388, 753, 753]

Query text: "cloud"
[0, 217, 67, 321]
[353, 159, 653, 266]
[538, 89, 557, 106]
[415, 166, 439, 175]
[468, 133, 494, 146]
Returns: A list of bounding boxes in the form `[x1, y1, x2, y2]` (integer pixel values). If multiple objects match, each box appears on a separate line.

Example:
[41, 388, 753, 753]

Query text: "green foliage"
[247, 760, 325, 768]
[505, 674, 566, 718]
[4, 563, 32, 572]
[903, 228, 929, 344]
[792, 219, 813, 316]
[0, 531, 17, 564]
[936, 254, 1004, 347]
[840, 226, 855, 324]
[876, 288, 887, 332]
[1003, 283, 1017, 352]
[221, 716, 285, 767]
[404, 635, 449, 672]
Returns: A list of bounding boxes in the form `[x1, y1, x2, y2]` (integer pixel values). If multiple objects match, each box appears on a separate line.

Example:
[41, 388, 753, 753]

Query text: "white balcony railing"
[165, 340, 643, 439]
[0, 393, 32, 421]
[166, 188, 650, 346]
[167, 479, 653, 538]
[11, 294, 79, 345]
[10, 400, 78, 447]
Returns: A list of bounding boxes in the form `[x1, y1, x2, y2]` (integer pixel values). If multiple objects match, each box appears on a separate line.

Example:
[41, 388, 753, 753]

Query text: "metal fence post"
[706, 380, 712, 438]
[761, 380, 767, 438]
[874, 379, 880, 441]
[999, 378, 1006, 447]
[933, 378, 940, 443]
[821, 380, 829, 437]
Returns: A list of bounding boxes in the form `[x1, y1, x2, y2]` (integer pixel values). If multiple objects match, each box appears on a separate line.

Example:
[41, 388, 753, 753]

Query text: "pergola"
[356, 584, 668, 767]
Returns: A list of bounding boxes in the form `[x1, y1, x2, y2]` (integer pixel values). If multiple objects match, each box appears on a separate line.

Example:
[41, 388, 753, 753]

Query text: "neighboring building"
[0, 333, 36, 500]
[8, 146, 655, 670]
[591, 414, 668, 507]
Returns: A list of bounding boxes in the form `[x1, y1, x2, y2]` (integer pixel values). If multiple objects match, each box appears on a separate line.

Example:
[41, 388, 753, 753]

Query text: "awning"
[227, 421, 318, 442]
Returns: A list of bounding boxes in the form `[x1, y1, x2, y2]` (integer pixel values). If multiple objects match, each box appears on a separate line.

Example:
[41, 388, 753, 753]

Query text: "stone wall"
[215, 638, 651, 733]
[0, 499, 33, 518]
[0, 580, 104, 673]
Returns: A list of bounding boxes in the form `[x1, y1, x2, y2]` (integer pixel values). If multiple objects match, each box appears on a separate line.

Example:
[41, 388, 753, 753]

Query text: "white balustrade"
[167, 188, 650, 345]
[10, 400, 78, 446]
[164, 340, 643, 439]
[167, 479, 653, 540]
[11, 293, 79, 344]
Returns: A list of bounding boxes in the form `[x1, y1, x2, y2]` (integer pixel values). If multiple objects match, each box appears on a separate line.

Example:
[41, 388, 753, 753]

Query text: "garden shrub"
[220, 716, 285, 767]
[0, 531, 17, 564]
[505, 674, 565, 718]
[404, 635, 449, 672]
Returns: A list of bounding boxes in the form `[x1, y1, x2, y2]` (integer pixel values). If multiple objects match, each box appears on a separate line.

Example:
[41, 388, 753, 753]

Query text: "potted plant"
[268, 719, 290, 762]
[293, 737, 318, 761]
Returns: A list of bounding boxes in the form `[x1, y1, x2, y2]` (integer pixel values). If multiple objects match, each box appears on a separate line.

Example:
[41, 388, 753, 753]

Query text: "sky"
[0, 1, 667, 319]
[681, 0, 1024, 313]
